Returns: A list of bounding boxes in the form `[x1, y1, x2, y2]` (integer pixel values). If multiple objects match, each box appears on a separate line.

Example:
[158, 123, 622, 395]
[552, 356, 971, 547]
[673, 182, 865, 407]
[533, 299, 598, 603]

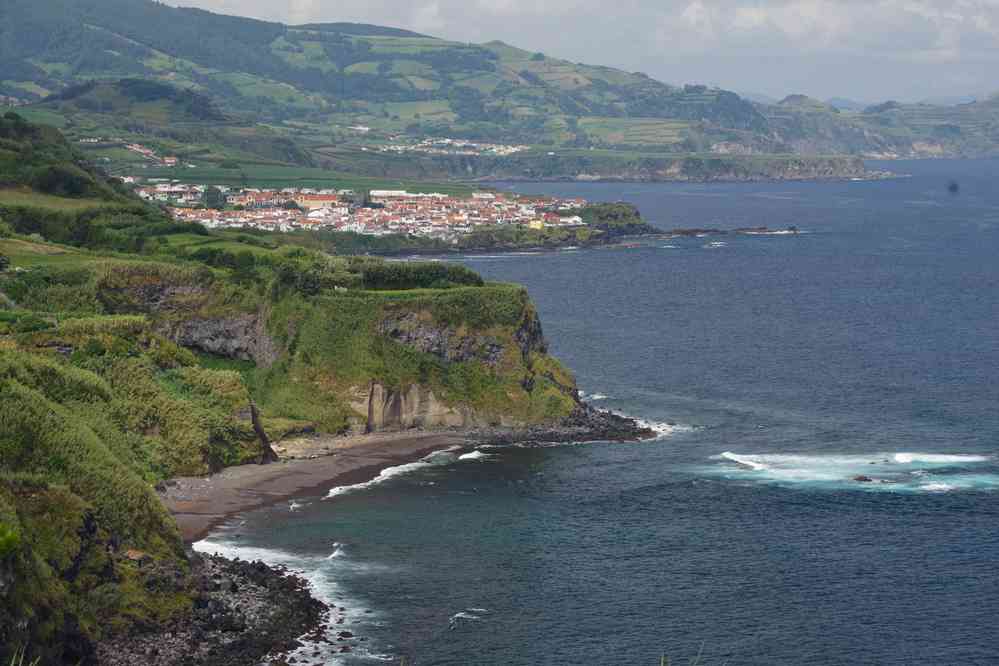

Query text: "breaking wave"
[632, 417, 694, 440]
[893, 453, 988, 464]
[720, 452, 769, 471]
[194, 535, 389, 664]
[709, 451, 997, 493]
[448, 607, 491, 630]
[326, 450, 458, 500]
[459, 450, 492, 462]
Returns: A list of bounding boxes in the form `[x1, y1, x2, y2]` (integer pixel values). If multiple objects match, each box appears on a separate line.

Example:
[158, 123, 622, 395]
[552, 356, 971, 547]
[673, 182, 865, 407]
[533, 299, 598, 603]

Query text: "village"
[130, 179, 588, 239]
[375, 136, 529, 157]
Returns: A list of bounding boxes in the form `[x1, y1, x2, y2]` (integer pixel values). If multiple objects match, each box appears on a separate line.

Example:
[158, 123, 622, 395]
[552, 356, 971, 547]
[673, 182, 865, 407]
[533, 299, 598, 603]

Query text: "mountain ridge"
[4, 0, 999, 171]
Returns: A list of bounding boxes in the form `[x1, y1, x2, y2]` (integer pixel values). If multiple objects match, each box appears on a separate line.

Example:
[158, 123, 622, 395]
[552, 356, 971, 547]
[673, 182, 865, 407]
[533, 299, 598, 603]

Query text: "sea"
[197, 159, 999, 665]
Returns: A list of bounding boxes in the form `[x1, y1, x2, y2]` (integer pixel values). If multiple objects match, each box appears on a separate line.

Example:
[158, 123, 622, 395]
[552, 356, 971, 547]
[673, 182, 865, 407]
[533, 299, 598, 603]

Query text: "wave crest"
[710, 451, 996, 493]
[326, 450, 458, 499]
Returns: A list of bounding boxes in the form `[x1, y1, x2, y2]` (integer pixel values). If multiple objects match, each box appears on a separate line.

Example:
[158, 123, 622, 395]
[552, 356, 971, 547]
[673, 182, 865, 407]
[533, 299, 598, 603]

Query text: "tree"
[0, 252, 9, 273]
[203, 185, 226, 209]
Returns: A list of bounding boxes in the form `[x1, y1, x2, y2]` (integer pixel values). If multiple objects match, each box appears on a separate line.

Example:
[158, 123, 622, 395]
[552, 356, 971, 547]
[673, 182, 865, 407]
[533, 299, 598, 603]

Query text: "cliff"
[312, 147, 872, 183]
[0, 250, 590, 661]
[0, 115, 649, 663]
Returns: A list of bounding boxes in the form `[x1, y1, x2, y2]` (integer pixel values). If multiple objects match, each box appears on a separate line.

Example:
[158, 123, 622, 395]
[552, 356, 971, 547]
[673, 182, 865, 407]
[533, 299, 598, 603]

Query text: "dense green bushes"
[29, 163, 101, 198]
[360, 260, 484, 290]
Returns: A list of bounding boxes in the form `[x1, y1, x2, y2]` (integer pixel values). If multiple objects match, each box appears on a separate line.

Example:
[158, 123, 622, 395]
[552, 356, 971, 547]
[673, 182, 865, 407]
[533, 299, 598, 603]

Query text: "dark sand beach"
[161, 431, 469, 542]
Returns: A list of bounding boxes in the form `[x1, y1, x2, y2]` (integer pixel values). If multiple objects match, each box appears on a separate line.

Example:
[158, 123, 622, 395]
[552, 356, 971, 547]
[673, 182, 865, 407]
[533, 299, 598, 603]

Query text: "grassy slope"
[6, 0, 983, 165]
[0, 116, 579, 660]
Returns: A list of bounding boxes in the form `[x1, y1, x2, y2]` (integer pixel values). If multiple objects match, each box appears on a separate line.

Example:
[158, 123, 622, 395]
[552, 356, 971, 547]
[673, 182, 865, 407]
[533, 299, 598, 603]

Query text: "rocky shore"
[141, 405, 652, 665]
[161, 404, 653, 543]
[96, 553, 328, 666]
[471, 403, 656, 445]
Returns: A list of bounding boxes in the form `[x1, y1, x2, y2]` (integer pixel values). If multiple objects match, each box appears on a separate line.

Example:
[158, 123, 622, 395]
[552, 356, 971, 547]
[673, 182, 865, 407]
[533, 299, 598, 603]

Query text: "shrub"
[58, 315, 148, 337]
[29, 163, 99, 198]
[360, 261, 484, 290]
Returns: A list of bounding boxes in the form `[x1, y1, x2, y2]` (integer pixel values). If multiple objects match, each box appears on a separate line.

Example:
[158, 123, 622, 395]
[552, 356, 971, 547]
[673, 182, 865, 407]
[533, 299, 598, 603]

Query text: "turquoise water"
[198, 160, 999, 665]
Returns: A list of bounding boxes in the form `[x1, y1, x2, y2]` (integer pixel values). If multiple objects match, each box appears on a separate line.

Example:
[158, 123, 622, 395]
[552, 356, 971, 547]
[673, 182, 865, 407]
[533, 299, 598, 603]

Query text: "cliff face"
[351, 302, 560, 432]
[168, 313, 280, 367]
[314, 149, 871, 183]
[377, 311, 507, 367]
[82, 259, 580, 436]
[352, 383, 477, 431]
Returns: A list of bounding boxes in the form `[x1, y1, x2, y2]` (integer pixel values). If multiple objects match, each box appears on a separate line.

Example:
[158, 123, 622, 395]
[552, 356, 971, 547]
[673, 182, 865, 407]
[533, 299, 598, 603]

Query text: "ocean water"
[197, 160, 999, 665]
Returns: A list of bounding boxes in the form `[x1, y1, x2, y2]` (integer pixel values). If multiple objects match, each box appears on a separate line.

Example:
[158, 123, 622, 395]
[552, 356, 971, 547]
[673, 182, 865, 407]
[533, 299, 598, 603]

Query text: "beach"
[160, 431, 469, 542]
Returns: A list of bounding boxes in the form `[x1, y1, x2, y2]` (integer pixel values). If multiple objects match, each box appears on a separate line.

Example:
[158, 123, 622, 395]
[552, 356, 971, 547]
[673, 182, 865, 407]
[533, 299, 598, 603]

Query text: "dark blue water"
[199, 160, 999, 665]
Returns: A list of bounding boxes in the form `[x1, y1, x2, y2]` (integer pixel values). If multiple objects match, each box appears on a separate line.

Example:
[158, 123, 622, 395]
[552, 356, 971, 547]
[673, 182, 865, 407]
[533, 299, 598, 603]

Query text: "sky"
[171, 1, 999, 102]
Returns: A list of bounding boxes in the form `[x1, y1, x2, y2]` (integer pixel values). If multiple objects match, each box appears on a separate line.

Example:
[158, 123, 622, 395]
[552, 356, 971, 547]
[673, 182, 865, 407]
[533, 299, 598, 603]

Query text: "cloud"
[167, 0, 999, 100]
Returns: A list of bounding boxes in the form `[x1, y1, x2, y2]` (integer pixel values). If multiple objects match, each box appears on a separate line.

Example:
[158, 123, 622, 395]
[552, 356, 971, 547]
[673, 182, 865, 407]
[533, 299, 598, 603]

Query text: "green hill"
[0, 0, 763, 143]
[46, 79, 226, 123]
[3, 0, 997, 172]
[0, 115, 620, 661]
[0, 0, 766, 159]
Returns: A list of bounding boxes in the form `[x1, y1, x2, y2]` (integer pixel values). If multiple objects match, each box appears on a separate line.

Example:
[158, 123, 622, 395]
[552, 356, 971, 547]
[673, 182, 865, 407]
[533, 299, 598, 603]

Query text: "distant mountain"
[0, 0, 764, 145]
[917, 94, 981, 106]
[826, 97, 868, 111]
[739, 91, 780, 105]
[3, 0, 999, 164]
[778, 95, 838, 112]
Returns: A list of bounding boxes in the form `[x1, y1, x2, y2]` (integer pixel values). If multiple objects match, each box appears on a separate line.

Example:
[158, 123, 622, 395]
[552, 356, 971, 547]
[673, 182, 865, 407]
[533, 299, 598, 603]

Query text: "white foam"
[448, 607, 491, 629]
[325, 450, 457, 499]
[720, 452, 770, 471]
[893, 453, 989, 464]
[193, 540, 301, 564]
[633, 417, 693, 440]
[194, 537, 393, 665]
[459, 450, 491, 462]
[589, 393, 610, 401]
[710, 451, 995, 492]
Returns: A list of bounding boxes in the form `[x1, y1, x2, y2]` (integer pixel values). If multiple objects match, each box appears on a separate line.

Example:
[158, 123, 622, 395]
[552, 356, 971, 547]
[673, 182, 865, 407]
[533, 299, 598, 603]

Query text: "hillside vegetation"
[4, 0, 994, 175]
[0, 115, 583, 662]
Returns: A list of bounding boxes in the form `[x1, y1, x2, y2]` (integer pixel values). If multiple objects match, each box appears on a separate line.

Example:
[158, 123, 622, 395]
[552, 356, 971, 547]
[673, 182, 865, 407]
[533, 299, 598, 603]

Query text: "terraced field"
[579, 117, 691, 147]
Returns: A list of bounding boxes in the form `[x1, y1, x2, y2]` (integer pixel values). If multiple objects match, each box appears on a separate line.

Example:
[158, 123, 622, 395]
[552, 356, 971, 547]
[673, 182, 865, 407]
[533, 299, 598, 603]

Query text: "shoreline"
[154, 414, 655, 661]
[160, 431, 470, 543]
[161, 406, 655, 543]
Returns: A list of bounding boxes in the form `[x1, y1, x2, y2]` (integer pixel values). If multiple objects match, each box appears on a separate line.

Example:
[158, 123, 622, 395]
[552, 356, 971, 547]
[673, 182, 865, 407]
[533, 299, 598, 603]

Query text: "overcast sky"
[172, 1, 999, 102]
